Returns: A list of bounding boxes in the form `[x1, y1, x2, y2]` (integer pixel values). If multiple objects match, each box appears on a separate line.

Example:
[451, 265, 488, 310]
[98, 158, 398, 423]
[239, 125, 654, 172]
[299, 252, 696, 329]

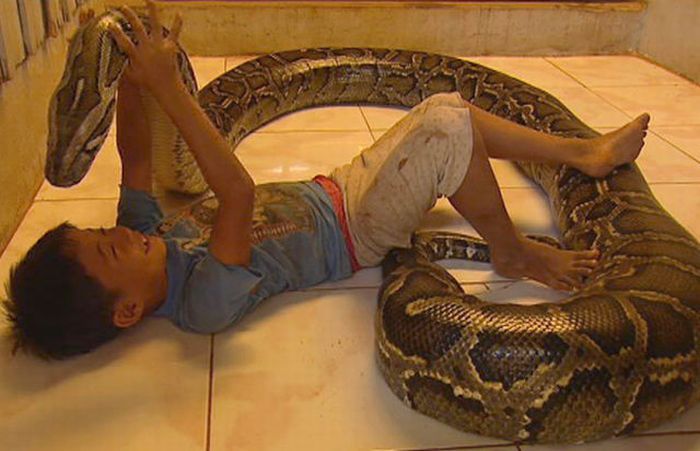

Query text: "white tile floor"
[1, 55, 699, 451]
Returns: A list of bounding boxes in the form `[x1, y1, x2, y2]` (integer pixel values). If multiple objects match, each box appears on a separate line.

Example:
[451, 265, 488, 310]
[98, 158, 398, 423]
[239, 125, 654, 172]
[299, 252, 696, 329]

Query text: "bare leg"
[448, 124, 598, 291]
[464, 103, 650, 178]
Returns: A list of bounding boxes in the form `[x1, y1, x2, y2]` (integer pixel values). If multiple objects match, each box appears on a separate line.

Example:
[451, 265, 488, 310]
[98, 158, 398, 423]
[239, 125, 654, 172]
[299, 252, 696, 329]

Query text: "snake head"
[381, 247, 427, 277]
[45, 9, 198, 188]
[46, 10, 130, 187]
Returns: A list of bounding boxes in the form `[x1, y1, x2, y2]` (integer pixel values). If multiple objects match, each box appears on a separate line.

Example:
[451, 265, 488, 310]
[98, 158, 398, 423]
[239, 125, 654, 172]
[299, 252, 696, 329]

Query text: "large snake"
[47, 10, 700, 444]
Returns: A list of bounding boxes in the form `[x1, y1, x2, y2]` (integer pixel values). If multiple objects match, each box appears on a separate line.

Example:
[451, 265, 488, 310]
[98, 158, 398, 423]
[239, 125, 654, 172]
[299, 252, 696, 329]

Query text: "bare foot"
[491, 236, 599, 291]
[575, 113, 651, 178]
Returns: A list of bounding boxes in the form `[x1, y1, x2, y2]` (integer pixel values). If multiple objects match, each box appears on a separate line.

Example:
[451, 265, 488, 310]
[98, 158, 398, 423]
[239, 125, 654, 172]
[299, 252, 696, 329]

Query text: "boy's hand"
[111, 2, 255, 267]
[109, 1, 184, 98]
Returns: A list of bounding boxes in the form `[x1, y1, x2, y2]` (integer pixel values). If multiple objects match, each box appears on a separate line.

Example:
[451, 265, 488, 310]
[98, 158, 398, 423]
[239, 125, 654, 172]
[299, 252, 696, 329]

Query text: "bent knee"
[419, 105, 473, 139]
[421, 92, 469, 109]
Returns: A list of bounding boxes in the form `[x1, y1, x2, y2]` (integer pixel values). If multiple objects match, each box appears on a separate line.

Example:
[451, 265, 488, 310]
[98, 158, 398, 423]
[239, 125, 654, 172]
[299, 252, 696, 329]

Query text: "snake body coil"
[47, 11, 700, 444]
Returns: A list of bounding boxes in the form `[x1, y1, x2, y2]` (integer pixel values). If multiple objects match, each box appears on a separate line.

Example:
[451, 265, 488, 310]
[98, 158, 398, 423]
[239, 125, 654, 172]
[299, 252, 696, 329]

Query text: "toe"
[573, 258, 599, 269]
[559, 275, 581, 290]
[573, 249, 599, 261]
[571, 266, 593, 277]
[551, 278, 574, 291]
[635, 114, 651, 132]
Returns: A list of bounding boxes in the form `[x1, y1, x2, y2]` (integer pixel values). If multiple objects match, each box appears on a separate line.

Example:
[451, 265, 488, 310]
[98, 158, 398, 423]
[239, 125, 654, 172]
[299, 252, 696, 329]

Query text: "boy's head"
[3, 222, 167, 360]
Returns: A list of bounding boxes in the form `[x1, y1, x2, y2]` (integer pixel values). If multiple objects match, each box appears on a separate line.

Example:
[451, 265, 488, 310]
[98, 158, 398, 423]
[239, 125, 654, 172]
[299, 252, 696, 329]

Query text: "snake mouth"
[44, 154, 90, 187]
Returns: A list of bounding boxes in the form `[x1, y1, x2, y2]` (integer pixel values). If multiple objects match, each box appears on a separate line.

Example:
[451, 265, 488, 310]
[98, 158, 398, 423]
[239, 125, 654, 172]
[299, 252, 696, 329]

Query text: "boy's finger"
[146, 0, 164, 40]
[78, 8, 95, 26]
[169, 14, 183, 42]
[118, 6, 148, 43]
[108, 24, 137, 57]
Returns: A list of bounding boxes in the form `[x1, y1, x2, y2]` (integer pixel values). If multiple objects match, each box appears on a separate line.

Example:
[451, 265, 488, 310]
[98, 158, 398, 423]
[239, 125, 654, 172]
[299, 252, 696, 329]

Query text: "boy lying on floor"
[3, 1, 649, 359]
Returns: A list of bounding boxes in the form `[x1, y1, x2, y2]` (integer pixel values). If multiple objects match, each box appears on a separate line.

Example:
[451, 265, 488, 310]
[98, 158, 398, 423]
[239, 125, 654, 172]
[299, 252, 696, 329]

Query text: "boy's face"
[67, 226, 168, 319]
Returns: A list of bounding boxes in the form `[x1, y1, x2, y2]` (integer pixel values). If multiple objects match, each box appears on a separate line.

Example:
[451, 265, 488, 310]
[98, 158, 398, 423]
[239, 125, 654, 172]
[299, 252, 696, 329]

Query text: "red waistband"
[313, 175, 360, 272]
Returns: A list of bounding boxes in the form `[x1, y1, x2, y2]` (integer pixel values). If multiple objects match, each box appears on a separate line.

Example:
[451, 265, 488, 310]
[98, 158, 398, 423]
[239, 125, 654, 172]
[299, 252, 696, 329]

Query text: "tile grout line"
[542, 58, 642, 122]
[542, 57, 590, 90]
[647, 129, 700, 166]
[647, 181, 700, 186]
[205, 333, 215, 451]
[358, 105, 379, 142]
[542, 57, 699, 90]
[630, 429, 700, 438]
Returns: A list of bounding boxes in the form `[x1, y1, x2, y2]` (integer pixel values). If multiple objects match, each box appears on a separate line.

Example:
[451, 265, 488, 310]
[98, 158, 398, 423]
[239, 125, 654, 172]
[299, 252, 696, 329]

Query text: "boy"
[3, 2, 650, 359]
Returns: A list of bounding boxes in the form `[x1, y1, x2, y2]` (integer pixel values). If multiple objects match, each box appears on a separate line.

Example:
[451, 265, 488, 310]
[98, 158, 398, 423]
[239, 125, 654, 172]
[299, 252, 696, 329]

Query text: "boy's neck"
[144, 265, 169, 315]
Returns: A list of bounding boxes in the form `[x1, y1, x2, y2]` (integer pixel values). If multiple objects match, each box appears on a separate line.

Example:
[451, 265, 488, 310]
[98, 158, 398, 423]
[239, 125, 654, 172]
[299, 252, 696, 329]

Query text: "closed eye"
[97, 228, 117, 259]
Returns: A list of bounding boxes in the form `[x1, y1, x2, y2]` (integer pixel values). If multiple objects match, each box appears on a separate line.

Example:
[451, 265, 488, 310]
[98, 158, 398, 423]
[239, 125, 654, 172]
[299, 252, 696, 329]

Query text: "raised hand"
[108, 1, 184, 96]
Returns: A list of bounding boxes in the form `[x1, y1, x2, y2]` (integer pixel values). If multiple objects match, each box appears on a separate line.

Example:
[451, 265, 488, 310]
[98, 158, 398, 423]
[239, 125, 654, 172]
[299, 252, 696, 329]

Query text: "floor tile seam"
[538, 59, 692, 89]
[590, 84, 700, 93]
[629, 429, 700, 438]
[541, 73, 637, 120]
[541, 57, 589, 89]
[647, 129, 700, 165]
[648, 181, 700, 186]
[358, 105, 379, 142]
[647, 181, 700, 186]
[652, 125, 700, 130]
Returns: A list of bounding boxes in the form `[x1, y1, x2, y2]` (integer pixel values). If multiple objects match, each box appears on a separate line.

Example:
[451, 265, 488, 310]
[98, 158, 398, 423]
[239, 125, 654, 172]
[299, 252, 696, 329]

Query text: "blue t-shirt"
[116, 183, 353, 333]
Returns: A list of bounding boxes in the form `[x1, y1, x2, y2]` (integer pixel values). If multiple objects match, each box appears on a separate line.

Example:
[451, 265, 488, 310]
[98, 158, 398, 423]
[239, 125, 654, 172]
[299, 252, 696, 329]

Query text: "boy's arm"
[110, 3, 255, 267]
[116, 76, 152, 193]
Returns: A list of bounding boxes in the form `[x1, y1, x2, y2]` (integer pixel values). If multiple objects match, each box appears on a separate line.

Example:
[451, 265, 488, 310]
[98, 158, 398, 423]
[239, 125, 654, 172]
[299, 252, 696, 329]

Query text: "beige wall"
[0, 2, 106, 254]
[638, 0, 700, 84]
[0, 1, 26, 78]
[115, 1, 644, 56]
[0, 34, 65, 254]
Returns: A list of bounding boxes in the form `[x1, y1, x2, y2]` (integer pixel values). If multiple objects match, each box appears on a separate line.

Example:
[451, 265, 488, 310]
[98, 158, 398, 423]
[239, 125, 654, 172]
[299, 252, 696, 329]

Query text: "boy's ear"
[112, 297, 144, 328]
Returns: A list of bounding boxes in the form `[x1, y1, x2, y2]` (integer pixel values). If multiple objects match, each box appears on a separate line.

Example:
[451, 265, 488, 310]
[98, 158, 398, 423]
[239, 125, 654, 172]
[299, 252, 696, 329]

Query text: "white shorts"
[330, 92, 475, 267]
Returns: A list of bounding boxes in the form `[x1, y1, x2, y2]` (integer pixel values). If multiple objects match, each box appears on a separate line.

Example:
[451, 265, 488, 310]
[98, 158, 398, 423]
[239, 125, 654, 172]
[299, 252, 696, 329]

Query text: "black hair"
[3, 222, 122, 359]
